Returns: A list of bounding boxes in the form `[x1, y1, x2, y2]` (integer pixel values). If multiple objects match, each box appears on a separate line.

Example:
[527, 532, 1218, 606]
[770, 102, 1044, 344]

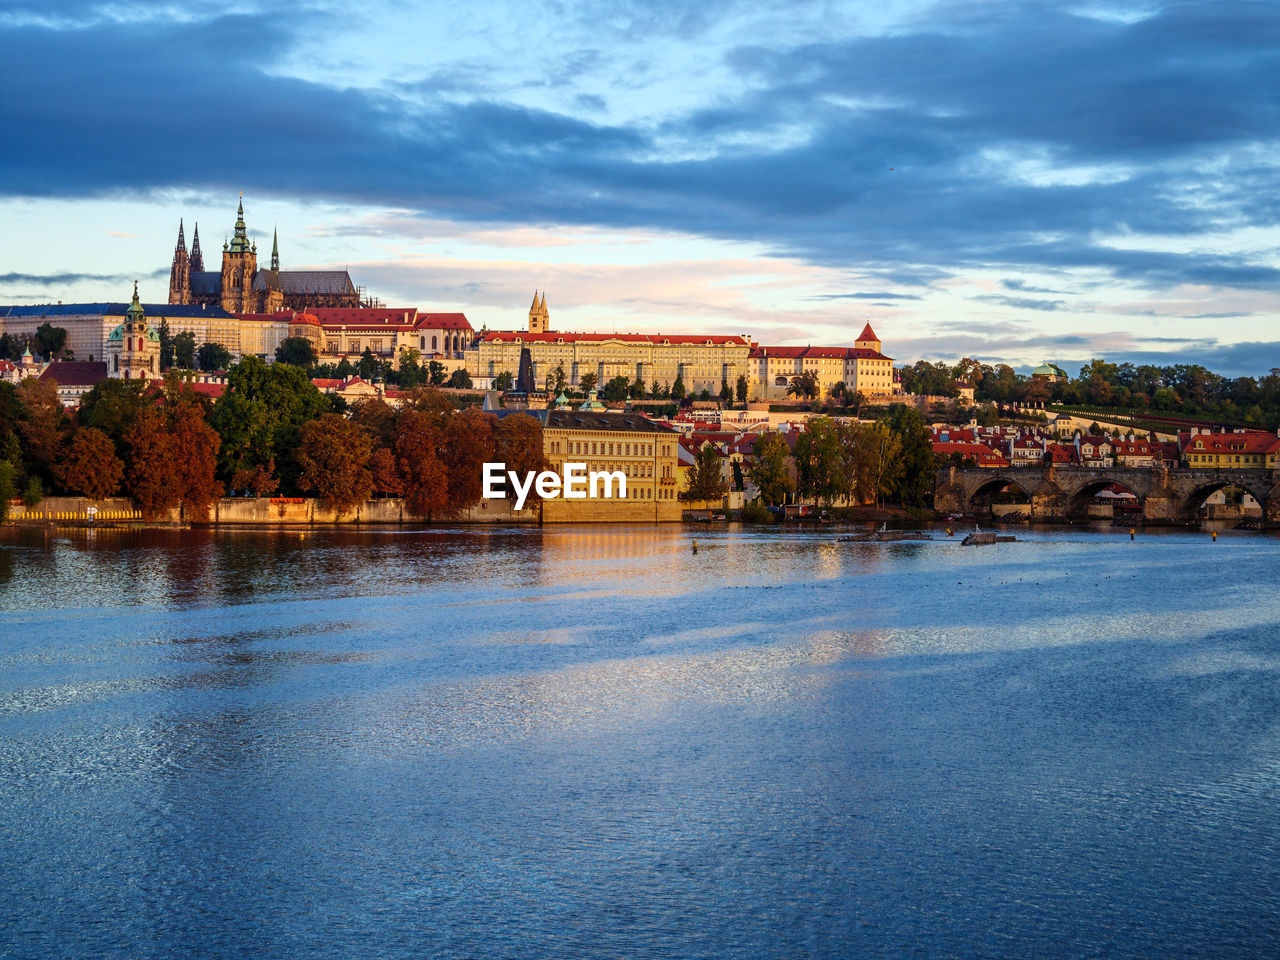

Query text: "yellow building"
[1181, 430, 1280, 469]
[540, 409, 683, 521]
[747, 324, 895, 400]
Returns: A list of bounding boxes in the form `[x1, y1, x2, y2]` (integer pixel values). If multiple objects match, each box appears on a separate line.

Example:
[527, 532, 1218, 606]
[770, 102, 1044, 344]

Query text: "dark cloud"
[0, 269, 167, 286]
[976, 295, 1065, 311]
[3, 1, 1280, 301]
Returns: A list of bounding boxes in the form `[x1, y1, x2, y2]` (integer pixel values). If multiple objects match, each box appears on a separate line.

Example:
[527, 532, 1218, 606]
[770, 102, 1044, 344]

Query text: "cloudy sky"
[3, 0, 1280, 375]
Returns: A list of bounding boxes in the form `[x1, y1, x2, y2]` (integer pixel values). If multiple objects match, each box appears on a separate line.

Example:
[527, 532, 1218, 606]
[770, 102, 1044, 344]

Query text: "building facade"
[540, 409, 683, 521]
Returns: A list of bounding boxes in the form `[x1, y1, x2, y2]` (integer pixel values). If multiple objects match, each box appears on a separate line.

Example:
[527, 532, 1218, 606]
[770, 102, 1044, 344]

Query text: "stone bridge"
[934, 462, 1280, 523]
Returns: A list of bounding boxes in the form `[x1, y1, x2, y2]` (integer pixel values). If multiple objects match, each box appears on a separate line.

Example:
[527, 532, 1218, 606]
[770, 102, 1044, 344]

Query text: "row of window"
[549, 440, 665, 457]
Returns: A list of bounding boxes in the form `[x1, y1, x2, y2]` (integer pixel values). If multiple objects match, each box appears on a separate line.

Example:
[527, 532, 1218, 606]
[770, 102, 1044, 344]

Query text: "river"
[2, 524, 1279, 958]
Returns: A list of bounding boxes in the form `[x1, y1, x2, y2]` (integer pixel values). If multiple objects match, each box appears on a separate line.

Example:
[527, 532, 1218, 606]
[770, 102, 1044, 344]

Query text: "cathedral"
[168, 197, 362, 313]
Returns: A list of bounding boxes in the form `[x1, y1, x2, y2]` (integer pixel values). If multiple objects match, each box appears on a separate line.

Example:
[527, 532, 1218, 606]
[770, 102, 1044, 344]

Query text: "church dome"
[108, 323, 160, 343]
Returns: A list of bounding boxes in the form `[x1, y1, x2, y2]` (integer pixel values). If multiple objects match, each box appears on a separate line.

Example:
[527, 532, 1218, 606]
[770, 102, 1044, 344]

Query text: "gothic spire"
[175, 218, 187, 255]
[190, 223, 204, 271]
[539, 292, 547, 312]
[271, 226, 279, 272]
[230, 193, 250, 253]
[530, 290, 540, 312]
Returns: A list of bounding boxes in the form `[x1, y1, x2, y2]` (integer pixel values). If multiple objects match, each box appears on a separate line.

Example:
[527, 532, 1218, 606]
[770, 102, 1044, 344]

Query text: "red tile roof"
[480, 332, 750, 346]
[857, 323, 879, 343]
[414, 313, 472, 331]
[1179, 431, 1280, 455]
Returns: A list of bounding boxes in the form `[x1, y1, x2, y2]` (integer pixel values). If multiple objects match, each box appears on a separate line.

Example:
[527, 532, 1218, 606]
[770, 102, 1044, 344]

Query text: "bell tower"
[528, 291, 550, 333]
[220, 194, 259, 313]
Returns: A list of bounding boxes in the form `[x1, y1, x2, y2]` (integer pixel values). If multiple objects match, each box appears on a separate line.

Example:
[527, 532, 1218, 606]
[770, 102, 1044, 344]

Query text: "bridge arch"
[1180, 477, 1269, 521]
[967, 474, 1035, 516]
[1064, 477, 1144, 520]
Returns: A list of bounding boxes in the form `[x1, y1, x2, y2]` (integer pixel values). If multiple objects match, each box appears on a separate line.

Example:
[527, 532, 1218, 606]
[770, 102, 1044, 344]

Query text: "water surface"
[2, 524, 1279, 958]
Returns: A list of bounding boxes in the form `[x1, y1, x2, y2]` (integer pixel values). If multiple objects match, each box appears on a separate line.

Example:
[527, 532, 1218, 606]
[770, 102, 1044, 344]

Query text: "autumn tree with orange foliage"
[16, 378, 68, 487]
[494, 413, 546, 480]
[369, 447, 403, 497]
[123, 399, 222, 519]
[395, 408, 448, 518]
[58, 427, 124, 500]
[296, 414, 373, 514]
[124, 408, 178, 516]
[442, 407, 496, 512]
[170, 403, 222, 519]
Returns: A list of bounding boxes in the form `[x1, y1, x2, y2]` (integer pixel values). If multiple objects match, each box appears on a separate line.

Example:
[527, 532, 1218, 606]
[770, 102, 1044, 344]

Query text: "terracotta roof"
[414, 313, 472, 331]
[748, 344, 893, 361]
[857, 322, 879, 343]
[482, 332, 750, 346]
[932, 441, 1010, 467]
[1180, 431, 1280, 455]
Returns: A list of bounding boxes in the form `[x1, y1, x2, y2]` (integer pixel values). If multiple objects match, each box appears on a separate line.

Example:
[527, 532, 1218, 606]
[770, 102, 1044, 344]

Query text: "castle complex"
[167, 197, 360, 313]
[2, 202, 896, 402]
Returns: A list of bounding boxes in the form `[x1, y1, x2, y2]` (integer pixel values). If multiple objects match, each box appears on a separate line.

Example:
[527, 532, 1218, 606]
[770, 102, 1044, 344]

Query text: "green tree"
[427, 360, 446, 385]
[553, 363, 567, 393]
[787, 371, 820, 400]
[670, 373, 686, 401]
[275, 337, 318, 367]
[792, 416, 845, 504]
[885, 405, 935, 506]
[158, 318, 175, 371]
[493, 371, 514, 391]
[23, 476, 43, 508]
[32, 323, 68, 359]
[720, 379, 733, 404]
[78, 378, 149, 443]
[603, 375, 631, 403]
[197, 342, 233, 372]
[209, 356, 330, 494]
[747, 432, 793, 505]
[630, 377, 646, 400]
[844, 421, 902, 506]
[173, 331, 197, 369]
[684, 444, 728, 502]
[447, 368, 474, 389]
[735, 374, 748, 404]
[357, 348, 379, 381]
[579, 371, 598, 396]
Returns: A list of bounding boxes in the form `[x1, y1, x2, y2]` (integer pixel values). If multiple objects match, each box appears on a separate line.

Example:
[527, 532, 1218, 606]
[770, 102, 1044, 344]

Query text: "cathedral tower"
[220, 195, 258, 313]
[168, 219, 191, 304]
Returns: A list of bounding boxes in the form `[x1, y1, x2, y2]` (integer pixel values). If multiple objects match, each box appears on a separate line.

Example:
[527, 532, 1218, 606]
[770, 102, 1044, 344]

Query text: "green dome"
[1032, 362, 1066, 378]
[108, 323, 160, 343]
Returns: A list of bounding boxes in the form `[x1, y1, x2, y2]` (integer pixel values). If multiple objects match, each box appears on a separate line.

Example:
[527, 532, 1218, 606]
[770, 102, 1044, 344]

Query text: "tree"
[493, 371, 514, 391]
[579, 371, 598, 396]
[209, 356, 330, 494]
[23, 476, 43, 508]
[275, 337, 318, 368]
[16, 378, 67, 487]
[0, 460, 13, 522]
[885, 405, 935, 507]
[447, 368, 474, 389]
[296, 414, 373, 514]
[494, 413, 545, 484]
[603, 375, 631, 403]
[684, 444, 728, 502]
[197, 342, 233, 372]
[792, 417, 845, 504]
[747, 432, 793, 505]
[58, 427, 124, 500]
[395, 409, 448, 517]
[630, 377, 646, 400]
[787, 371, 820, 400]
[427, 360, 446, 385]
[158, 318, 175, 371]
[169, 404, 222, 519]
[124, 409, 179, 516]
[31, 323, 68, 359]
[553, 363, 567, 393]
[844, 421, 902, 506]
[442, 407, 496, 512]
[720, 379, 733, 404]
[172, 331, 197, 369]
[735, 374, 748, 405]
[79, 378, 149, 443]
[369, 447, 403, 498]
[357, 347, 379, 381]
[671, 373, 686, 401]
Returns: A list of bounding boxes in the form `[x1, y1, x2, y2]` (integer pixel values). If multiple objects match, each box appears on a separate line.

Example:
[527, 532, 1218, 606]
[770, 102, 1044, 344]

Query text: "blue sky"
[3, 0, 1280, 375]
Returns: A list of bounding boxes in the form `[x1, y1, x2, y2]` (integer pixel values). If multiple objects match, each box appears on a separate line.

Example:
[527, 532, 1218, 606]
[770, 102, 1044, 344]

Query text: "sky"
[2, 0, 1280, 376]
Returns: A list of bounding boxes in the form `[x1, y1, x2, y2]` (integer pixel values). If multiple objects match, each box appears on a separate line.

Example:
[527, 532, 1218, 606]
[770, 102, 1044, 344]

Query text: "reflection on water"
[2, 524, 1280, 959]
